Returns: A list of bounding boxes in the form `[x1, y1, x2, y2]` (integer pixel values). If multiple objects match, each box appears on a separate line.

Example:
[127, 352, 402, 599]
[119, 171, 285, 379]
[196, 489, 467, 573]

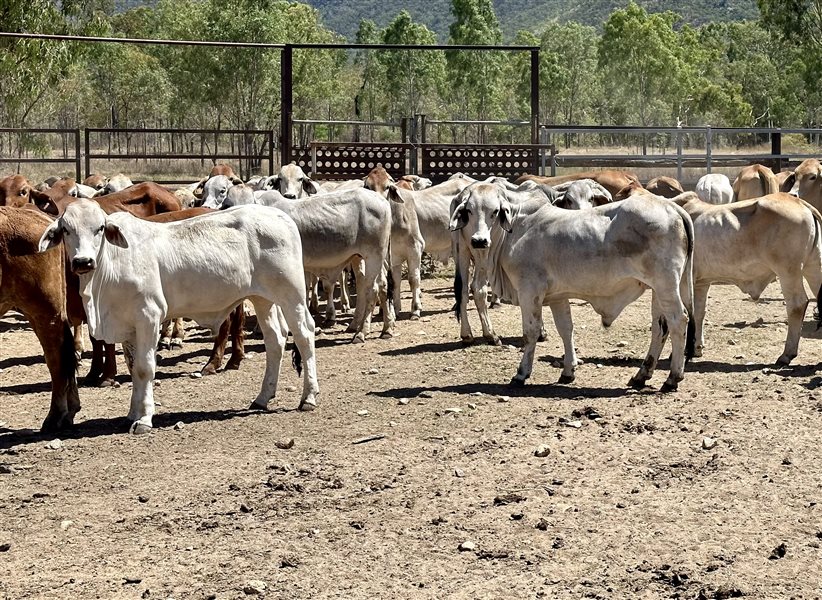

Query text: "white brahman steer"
[270, 163, 321, 199]
[95, 173, 133, 196]
[257, 187, 395, 341]
[38, 200, 319, 434]
[451, 182, 695, 391]
[668, 191, 822, 364]
[200, 174, 256, 209]
[550, 179, 612, 209]
[695, 174, 734, 205]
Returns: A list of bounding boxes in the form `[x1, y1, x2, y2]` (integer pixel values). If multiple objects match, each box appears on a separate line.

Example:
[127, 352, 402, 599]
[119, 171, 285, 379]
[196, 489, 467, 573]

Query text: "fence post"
[268, 130, 275, 175]
[706, 126, 712, 174]
[550, 144, 557, 177]
[676, 125, 683, 183]
[74, 129, 81, 182]
[540, 127, 547, 176]
[84, 129, 90, 178]
[280, 44, 293, 165]
[311, 143, 317, 177]
[771, 128, 782, 173]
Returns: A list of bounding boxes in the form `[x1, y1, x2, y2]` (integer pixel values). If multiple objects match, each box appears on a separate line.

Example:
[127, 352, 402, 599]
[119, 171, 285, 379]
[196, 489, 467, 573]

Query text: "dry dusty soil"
[2, 277, 822, 599]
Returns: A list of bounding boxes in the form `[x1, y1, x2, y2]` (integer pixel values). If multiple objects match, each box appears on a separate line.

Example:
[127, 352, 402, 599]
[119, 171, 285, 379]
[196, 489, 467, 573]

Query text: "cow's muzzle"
[470, 237, 490, 249]
[283, 193, 297, 200]
[71, 257, 96, 274]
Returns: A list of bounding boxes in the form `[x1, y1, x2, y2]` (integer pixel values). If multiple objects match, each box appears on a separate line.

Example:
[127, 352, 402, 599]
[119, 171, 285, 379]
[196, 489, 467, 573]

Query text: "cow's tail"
[61, 321, 79, 377]
[760, 166, 778, 196]
[452, 234, 463, 322]
[676, 205, 697, 361]
[804, 200, 822, 329]
[291, 347, 303, 376]
[385, 234, 395, 310]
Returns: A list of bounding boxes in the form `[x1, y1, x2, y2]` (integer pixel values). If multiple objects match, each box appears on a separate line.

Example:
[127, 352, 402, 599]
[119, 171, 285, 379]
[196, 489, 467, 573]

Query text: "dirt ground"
[1, 276, 822, 600]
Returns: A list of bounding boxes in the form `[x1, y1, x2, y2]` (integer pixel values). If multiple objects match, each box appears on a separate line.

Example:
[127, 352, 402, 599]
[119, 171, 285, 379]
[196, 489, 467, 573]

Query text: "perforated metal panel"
[292, 142, 412, 180]
[420, 144, 538, 183]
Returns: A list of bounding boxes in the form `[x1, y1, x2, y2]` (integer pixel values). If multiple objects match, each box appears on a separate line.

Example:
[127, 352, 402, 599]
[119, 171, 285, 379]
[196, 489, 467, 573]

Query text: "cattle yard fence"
[1, 125, 821, 185]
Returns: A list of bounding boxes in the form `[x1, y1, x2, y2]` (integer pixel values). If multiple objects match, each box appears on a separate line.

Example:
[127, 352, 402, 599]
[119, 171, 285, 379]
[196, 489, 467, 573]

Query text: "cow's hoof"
[509, 376, 526, 387]
[225, 358, 243, 371]
[461, 336, 475, 345]
[201, 365, 218, 376]
[558, 373, 575, 384]
[410, 313, 421, 321]
[488, 336, 502, 347]
[537, 333, 546, 342]
[776, 354, 794, 366]
[299, 398, 317, 411]
[98, 378, 118, 388]
[660, 381, 679, 393]
[628, 376, 648, 390]
[379, 330, 394, 339]
[351, 333, 366, 344]
[170, 339, 183, 349]
[322, 318, 337, 328]
[129, 422, 153, 435]
[693, 346, 704, 358]
[40, 412, 72, 434]
[248, 400, 269, 411]
[158, 338, 171, 351]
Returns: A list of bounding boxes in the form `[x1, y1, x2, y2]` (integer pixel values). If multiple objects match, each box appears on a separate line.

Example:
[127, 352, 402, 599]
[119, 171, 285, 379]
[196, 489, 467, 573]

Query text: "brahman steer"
[451, 181, 695, 391]
[550, 179, 612, 209]
[668, 190, 822, 364]
[0, 207, 79, 432]
[95, 173, 133, 196]
[258, 187, 395, 341]
[269, 163, 321, 199]
[695, 174, 734, 205]
[200, 175, 256, 209]
[515, 169, 640, 197]
[646, 176, 685, 198]
[783, 158, 822, 212]
[39, 201, 319, 434]
[733, 164, 778, 200]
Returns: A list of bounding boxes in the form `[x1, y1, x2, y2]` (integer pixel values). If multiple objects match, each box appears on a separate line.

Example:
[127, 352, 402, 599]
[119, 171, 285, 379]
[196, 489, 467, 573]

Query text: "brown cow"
[782, 158, 822, 212]
[83, 174, 107, 190]
[32, 181, 181, 217]
[0, 175, 33, 207]
[733, 164, 778, 200]
[515, 170, 641, 197]
[646, 176, 685, 198]
[0, 207, 80, 432]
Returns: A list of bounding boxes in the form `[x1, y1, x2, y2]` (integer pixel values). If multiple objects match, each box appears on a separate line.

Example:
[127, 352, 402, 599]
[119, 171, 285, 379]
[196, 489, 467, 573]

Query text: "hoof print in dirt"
[768, 543, 787, 560]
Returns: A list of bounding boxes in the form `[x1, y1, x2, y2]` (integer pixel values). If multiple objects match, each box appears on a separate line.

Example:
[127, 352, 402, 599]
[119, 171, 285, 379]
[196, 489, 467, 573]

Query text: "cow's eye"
[18, 189, 26, 196]
[98, 225, 105, 233]
[810, 175, 817, 181]
[492, 210, 499, 217]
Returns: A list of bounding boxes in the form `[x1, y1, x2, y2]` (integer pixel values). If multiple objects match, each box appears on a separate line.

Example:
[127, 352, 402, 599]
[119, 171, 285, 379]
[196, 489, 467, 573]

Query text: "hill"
[307, 0, 759, 40]
[112, 0, 760, 41]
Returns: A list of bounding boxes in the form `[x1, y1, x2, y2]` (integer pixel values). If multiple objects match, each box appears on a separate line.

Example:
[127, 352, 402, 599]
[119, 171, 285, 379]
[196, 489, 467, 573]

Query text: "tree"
[446, 0, 505, 135]
[758, 0, 822, 51]
[379, 11, 445, 120]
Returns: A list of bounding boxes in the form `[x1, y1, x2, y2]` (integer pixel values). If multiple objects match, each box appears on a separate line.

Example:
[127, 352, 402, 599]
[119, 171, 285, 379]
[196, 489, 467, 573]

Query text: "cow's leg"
[660, 287, 689, 392]
[170, 318, 185, 348]
[354, 260, 383, 343]
[321, 275, 337, 325]
[629, 293, 667, 390]
[377, 265, 395, 339]
[549, 300, 577, 383]
[224, 304, 246, 370]
[391, 262, 403, 316]
[471, 266, 499, 346]
[102, 343, 117, 386]
[456, 244, 474, 343]
[85, 337, 117, 387]
[339, 269, 352, 314]
[127, 324, 159, 434]
[202, 318, 230, 375]
[32, 317, 80, 433]
[346, 266, 368, 335]
[276, 299, 319, 411]
[73, 323, 85, 361]
[693, 283, 710, 358]
[307, 273, 319, 315]
[776, 271, 808, 365]
[511, 292, 544, 385]
[408, 241, 424, 320]
[159, 320, 172, 351]
[249, 299, 286, 410]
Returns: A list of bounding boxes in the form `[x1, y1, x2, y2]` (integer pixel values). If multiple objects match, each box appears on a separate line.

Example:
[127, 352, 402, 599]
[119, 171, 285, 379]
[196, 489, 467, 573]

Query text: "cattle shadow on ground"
[0, 353, 46, 369]
[0, 406, 278, 448]
[379, 340, 469, 356]
[0, 381, 52, 395]
[721, 319, 785, 329]
[369, 382, 631, 401]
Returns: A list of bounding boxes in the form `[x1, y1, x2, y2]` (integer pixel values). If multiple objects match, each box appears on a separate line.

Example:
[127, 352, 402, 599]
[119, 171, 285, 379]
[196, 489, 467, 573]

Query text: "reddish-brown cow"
[515, 170, 641, 197]
[0, 207, 80, 431]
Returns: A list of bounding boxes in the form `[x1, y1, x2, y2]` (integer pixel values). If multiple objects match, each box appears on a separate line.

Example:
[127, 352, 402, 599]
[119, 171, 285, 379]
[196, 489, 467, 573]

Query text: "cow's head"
[0, 175, 33, 207]
[785, 159, 821, 205]
[83, 174, 108, 190]
[553, 179, 612, 210]
[397, 174, 432, 191]
[38, 199, 128, 274]
[364, 165, 396, 197]
[209, 164, 236, 179]
[96, 173, 133, 196]
[201, 175, 245, 209]
[449, 182, 513, 250]
[272, 163, 319, 199]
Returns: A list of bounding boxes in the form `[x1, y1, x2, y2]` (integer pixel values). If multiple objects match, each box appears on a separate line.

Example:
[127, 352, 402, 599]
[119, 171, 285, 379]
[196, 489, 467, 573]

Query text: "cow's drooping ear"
[38, 219, 63, 252]
[386, 182, 404, 203]
[29, 189, 59, 216]
[781, 172, 796, 193]
[449, 201, 469, 231]
[270, 175, 282, 192]
[193, 177, 207, 199]
[229, 176, 244, 186]
[104, 221, 128, 248]
[590, 182, 613, 206]
[302, 176, 320, 196]
[552, 194, 571, 209]
[497, 199, 514, 232]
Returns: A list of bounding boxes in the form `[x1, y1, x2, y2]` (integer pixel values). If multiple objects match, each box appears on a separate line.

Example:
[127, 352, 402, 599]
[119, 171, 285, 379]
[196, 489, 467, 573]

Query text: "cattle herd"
[1, 157, 821, 436]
